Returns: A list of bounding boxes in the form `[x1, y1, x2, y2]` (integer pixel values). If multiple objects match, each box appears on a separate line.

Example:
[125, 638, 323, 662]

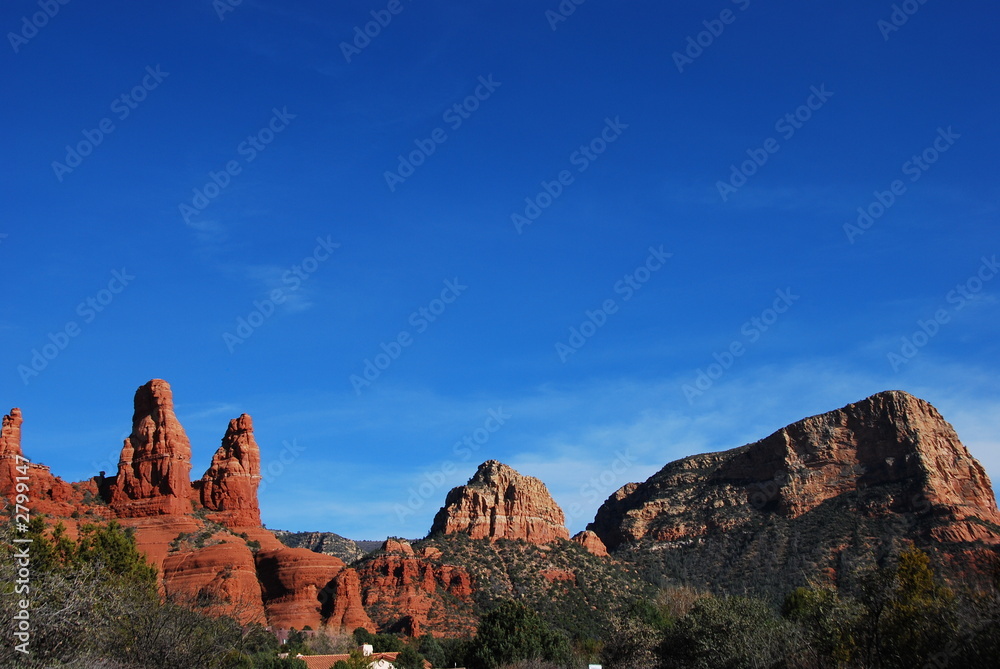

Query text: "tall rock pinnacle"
[196, 413, 262, 527]
[0, 408, 23, 458]
[107, 379, 193, 516]
[0, 408, 25, 494]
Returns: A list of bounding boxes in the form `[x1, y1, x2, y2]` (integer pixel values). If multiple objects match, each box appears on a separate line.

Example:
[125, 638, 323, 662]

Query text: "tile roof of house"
[294, 651, 431, 669]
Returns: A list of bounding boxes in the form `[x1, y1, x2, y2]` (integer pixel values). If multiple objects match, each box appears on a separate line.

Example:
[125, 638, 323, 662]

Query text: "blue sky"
[3, 0, 998, 540]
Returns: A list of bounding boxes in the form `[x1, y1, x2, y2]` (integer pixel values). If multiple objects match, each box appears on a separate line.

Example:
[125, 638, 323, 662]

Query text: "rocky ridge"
[588, 390, 1000, 595]
[273, 530, 366, 564]
[3, 384, 999, 637]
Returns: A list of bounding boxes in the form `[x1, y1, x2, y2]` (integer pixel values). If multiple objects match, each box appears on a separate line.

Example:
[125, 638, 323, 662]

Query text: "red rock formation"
[119, 515, 204, 571]
[0, 382, 372, 636]
[1, 408, 22, 456]
[383, 537, 415, 555]
[430, 461, 570, 544]
[356, 539, 475, 636]
[195, 414, 262, 527]
[162, 541, 267, 624]
[0, 408, 25, 495]
[255, 546, 374, 632]
[326, 568, 375, 633]
[106, 380, 193, 517]
[540, 568, 575, 582]
[0, 408, 80, 516]
[571, 530, 609, 557]
[591, 391, 1000, 550]
[588, 391, 1000, 591]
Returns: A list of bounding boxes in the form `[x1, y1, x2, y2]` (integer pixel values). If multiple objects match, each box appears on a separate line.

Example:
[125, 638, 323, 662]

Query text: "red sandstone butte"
[430, 460, 570, 544]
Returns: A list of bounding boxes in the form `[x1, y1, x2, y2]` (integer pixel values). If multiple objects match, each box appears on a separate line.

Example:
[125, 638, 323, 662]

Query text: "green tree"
[661, 595, 795, 669]
[417, 633, 447, 668]
[395, 644, 428, 669]
[353, 626, 376, 647]
[334, 649, 373, 669]
[782, 585, 862, 667]
[601, 614, 661, 669]
[468, 600, 571, 669]
[77, 520, 159, 593]
[857, 546, 957, 669]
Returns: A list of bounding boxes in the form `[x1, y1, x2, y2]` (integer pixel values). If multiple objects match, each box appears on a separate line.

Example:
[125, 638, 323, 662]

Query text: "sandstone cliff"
[430, 460, 570, 544]
[355, 538, 476, 637]
[255, 546, 374, 632]
[589, 391, 1000, 594]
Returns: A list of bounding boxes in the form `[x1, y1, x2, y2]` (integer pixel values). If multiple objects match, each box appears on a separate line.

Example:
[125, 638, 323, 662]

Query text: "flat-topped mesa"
[106, 379, 193, 517]
[430, 460, 570, 544]
[195, 413, 262, 527]
[589, 390, 1000, 551]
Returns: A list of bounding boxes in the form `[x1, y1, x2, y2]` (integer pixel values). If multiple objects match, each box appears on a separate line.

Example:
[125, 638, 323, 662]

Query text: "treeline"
[3, 518, 997, 669]
[414, 546, 1000, 669]
[599, 546, 1000, 669]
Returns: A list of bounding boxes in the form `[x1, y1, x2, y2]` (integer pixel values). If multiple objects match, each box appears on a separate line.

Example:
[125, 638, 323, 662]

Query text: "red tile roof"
[293, 651, 431, 669]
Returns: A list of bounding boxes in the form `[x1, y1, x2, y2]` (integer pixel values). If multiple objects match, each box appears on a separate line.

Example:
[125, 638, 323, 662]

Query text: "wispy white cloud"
[252, 355, 1000, 539]
[185, 218, 228, 245]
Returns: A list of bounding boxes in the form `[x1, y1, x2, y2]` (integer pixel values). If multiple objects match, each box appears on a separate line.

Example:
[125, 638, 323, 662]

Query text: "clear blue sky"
[3, 0, 998, 540]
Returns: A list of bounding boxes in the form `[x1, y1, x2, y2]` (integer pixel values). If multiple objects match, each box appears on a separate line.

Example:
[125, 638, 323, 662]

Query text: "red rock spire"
[107, 379, 193, 516]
